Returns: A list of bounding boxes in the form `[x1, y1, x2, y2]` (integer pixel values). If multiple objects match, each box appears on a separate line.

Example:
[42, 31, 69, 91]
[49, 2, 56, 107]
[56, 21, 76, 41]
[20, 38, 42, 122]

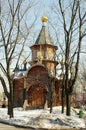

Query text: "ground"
[0, 106, 86, 129]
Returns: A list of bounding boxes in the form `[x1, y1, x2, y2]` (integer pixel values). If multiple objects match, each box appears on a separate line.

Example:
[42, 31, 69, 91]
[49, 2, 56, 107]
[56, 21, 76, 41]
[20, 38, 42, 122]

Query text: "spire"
[41, 1, 48, 25]
[35, 15, 53, 45]
[35, 0, 53, 45]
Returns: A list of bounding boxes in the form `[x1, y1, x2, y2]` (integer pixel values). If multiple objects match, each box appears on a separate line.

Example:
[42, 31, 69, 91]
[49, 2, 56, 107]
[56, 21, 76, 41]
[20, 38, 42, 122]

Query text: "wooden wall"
[13, 78, 24, 107]
[13, 65, 62, 108]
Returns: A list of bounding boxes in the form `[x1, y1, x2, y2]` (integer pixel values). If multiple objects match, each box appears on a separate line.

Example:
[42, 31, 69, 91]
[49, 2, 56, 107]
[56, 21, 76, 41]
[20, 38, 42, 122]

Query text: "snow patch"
[0, 106, 86, 129]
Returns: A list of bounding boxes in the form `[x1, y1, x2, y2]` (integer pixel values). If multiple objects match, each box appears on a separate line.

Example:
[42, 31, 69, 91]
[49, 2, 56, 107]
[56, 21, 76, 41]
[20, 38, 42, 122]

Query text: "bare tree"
[0, 0, 39, 118]
[49, 0, 86, 116]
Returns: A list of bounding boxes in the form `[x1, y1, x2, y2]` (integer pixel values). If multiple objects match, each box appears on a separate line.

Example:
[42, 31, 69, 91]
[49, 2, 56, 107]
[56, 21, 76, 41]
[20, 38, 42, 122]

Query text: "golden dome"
[60, 59, 65, 65]
[41, 16, 48, 22]
[38, 55, 43, 61]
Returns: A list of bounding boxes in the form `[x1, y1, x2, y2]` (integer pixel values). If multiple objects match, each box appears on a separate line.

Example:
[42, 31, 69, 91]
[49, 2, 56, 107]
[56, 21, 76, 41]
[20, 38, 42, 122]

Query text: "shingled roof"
[35, 23, 53, 45]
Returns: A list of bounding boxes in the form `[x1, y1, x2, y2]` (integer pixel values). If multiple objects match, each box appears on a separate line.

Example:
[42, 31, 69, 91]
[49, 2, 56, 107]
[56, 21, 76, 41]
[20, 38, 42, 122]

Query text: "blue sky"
[0, 0, 86, 92]
[0, 0, 86, 67]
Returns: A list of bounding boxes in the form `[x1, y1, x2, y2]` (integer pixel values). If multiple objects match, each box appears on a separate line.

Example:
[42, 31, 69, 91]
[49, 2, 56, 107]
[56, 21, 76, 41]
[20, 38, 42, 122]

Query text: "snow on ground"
[0, 106, 86, 129]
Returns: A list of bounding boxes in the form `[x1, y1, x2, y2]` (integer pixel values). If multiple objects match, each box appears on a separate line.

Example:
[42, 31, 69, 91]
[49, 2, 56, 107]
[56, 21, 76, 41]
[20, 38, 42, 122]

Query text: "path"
[0, 123, 86, 130]
[0, 123, 35, 130]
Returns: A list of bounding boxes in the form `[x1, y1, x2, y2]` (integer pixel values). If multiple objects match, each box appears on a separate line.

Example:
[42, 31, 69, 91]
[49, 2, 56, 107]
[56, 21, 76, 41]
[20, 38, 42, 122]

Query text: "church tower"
[29, 16, 58, 76]
[13, 16, 62, 109]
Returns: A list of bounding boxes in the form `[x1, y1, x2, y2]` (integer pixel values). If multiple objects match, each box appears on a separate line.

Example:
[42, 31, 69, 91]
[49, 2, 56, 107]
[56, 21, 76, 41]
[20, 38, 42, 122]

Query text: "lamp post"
[60, 59, 65, 113]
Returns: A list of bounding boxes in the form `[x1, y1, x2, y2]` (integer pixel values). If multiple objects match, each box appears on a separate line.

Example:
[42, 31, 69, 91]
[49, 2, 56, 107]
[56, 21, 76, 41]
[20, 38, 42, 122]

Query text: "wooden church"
[13, 16, 62, 109]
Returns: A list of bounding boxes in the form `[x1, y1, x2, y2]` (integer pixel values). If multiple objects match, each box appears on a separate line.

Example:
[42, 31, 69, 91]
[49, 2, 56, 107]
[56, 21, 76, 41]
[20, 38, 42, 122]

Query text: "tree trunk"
[0, 75, 13, 117]
[50, 80, 53, 113]
[50, 78, 55, 113]
[66, 93, 71, 116]
[50, 99, 53, 113]
[61, 86, 65, 113]
[8, 97, 13, 118]
[8, 79, 14, 118]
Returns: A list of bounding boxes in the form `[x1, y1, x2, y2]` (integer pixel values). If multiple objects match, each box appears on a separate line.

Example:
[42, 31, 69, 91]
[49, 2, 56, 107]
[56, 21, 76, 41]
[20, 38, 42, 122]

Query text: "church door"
[28, 84, 47, 108]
